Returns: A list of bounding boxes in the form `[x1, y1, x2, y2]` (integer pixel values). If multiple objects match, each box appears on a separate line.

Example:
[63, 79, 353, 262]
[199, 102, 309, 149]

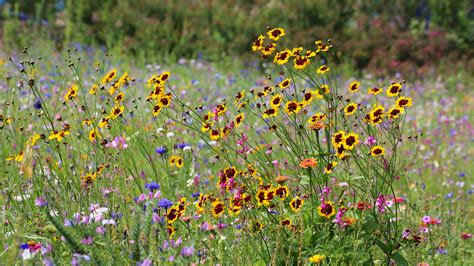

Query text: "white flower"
[166, 132, 175, 138]
[208, 140, 217, 146]
[183, 146, 192, 152]
[157, 127, 165, 133]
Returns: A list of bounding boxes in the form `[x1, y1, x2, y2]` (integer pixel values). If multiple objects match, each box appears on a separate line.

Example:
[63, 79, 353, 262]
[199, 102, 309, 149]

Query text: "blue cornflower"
[176, 143, 189, 149]
[145, 182, 160, 192]
[445, 193, 453, 199]
[33, 98, 42, 110]
[191, 192, 200, 199]
[155, 147, 167, 155]
[158, 198, 173, 209]
[20, 243, 29, 250]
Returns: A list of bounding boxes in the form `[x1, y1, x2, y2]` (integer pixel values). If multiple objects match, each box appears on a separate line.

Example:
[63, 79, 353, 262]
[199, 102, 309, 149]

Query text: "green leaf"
[392, 252, 408, 266]
[362, 222, 378, 233]
[374, 239, 390, 255]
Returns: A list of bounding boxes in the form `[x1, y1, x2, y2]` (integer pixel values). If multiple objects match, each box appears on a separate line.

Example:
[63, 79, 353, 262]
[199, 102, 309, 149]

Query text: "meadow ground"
[0, 39, 473, 265]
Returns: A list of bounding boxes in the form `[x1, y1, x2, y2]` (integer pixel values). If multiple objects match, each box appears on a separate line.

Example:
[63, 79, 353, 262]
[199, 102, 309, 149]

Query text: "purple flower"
[80, 236, 93, 245]
[96, 226, 106, 235]
[145, 182, 160, 192]
[155, 147, 167, 155]
[422, 216, 431, 224]
[138, 258, 153, 266]
[158, 198, 173, 209]
[364, 136, 377, 146]
[35, 197, 48, 207]
[176, 143, 189, 149]
[180, 246, 194, 257]
[33, 98, 42, 110]
[375, 194, 387, 213]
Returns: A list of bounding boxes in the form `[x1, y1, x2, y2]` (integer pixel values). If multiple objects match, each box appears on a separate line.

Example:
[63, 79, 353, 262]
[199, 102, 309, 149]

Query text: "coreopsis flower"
[344, 103, 357, 116]
[294, 56, 310, 70]
[324, 161, 337, 174]
[64, 84, 78, 102]
[317, 201, 336, 218]
[261, 43, 276, 57]
[270, 94, 283, 108]
[262, 108, 278, 118]
[317, 65, 330, 74]
[320, 84, 330, 94]
[278, 78, 291, 89]
[289, 197, 304, 212]
[234, 113, 245, 127]
[348, 81, 360, 93]
[387, 106, 404, 119]
[284, 101, 301, 115]
[370, 145, 385, 157]
[386, 82, 402, 97]
[89, 83, 98, 95]
[396, 96, 413, 108]
[267, 27, 286, 41]
[109, 105, 124, 119]
[102, 69, 117, 84]
[251, 35, 265, 51]
[274, 49, 291, 65]
[368, 87, 382, 95]
[342, 132, 359, 150]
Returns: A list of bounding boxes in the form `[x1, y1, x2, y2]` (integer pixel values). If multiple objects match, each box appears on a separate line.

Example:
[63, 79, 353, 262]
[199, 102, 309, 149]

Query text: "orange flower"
[299, 158, 317, 168]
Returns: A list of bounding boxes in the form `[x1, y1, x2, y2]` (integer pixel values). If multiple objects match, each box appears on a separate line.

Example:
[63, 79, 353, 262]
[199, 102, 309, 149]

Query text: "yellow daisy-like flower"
[386, 82, 402, 97]
[320, 84, 330, 94]
[109, 105, 124, 119]
[234, 113, 245, 127]
[396, 96, 413, 108]
[317, 201, 336, 218]
[64, 84, 78, 102]
[387, 106, 404, 119]
[270, 94, 283, 108]
[102, 69, 117, 84]
[285, 101, 301, 115]
[370, 145, 385, 157]
[309, 254, 325, 264]
[274, 49, 291, 65]
[291, 47, 303, 57]
[348, 81, 360, 93]
[344, 103, 357, 116]
[209, 129, 221, 140]
[289, 197, 304, 212]
[331, 130, 345, 148]
[278, 78, 291, 89]
[114, 92, 124, 103]
[294, 56, 310, 70]
[252, 35, 265, 52]
[324, 161, 337, 174]
[261, 43, 277, 57]
[152, 103, 163, 117]
[317, 65, 330, 74]
[88, 128, 100, 142]
[342, 132, 359, 150]
[89, 83, 98, 95]
[262, 108, 279, 118]
[368, 87, 382, 95]
[267, 27, 286, 41]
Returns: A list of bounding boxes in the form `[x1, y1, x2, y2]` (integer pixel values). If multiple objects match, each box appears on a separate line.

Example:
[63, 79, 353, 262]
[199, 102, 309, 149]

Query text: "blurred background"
[0, 0, 473, 77]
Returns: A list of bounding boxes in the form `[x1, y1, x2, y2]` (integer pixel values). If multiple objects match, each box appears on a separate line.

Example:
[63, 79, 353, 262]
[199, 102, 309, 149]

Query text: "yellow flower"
[88, 128, 100, 142]
[267, 27, 286, 41]
[29, 134, 41, 146]
[294, 56, 310, 70]
[387, 106, 404, 119]
[289, 197, 304, 212]
[370, 145, 385, 157]
[368, 87, 382, 95]
[262, 108, 278, 118]
[342, 132, 359, 150]
[209, 129, 221, 140]
[261, 43, 276, 57]
[320, 84, 330, 94]
[386, 82, 402, 97]
[317, 201, 336, 218]
[309, 254, 325, 264]
[285, 101, 301, 115]
[274, 49, 291, 65]
[102, 69, 117, 84]
[234, 113, 245, 127]
[317, 65, 330, 74]
[324, 161, 337, 174]
[252, 35, 265, 52]
[114, 92, 125, 103]
[64, 84, 78, 102]
[396, 96, 413, 108]
[89, 83, 98, 95]
[348, 81, 360, 93]
[109, 105, 124, 119]
[344, 103, 357, 116]
[270, 94, 283, 108]
[278, 78, 291, 89]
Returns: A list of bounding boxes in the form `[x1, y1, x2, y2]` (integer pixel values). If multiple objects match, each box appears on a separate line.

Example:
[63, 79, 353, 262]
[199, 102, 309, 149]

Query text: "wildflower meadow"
[0, 1, 473, 265]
